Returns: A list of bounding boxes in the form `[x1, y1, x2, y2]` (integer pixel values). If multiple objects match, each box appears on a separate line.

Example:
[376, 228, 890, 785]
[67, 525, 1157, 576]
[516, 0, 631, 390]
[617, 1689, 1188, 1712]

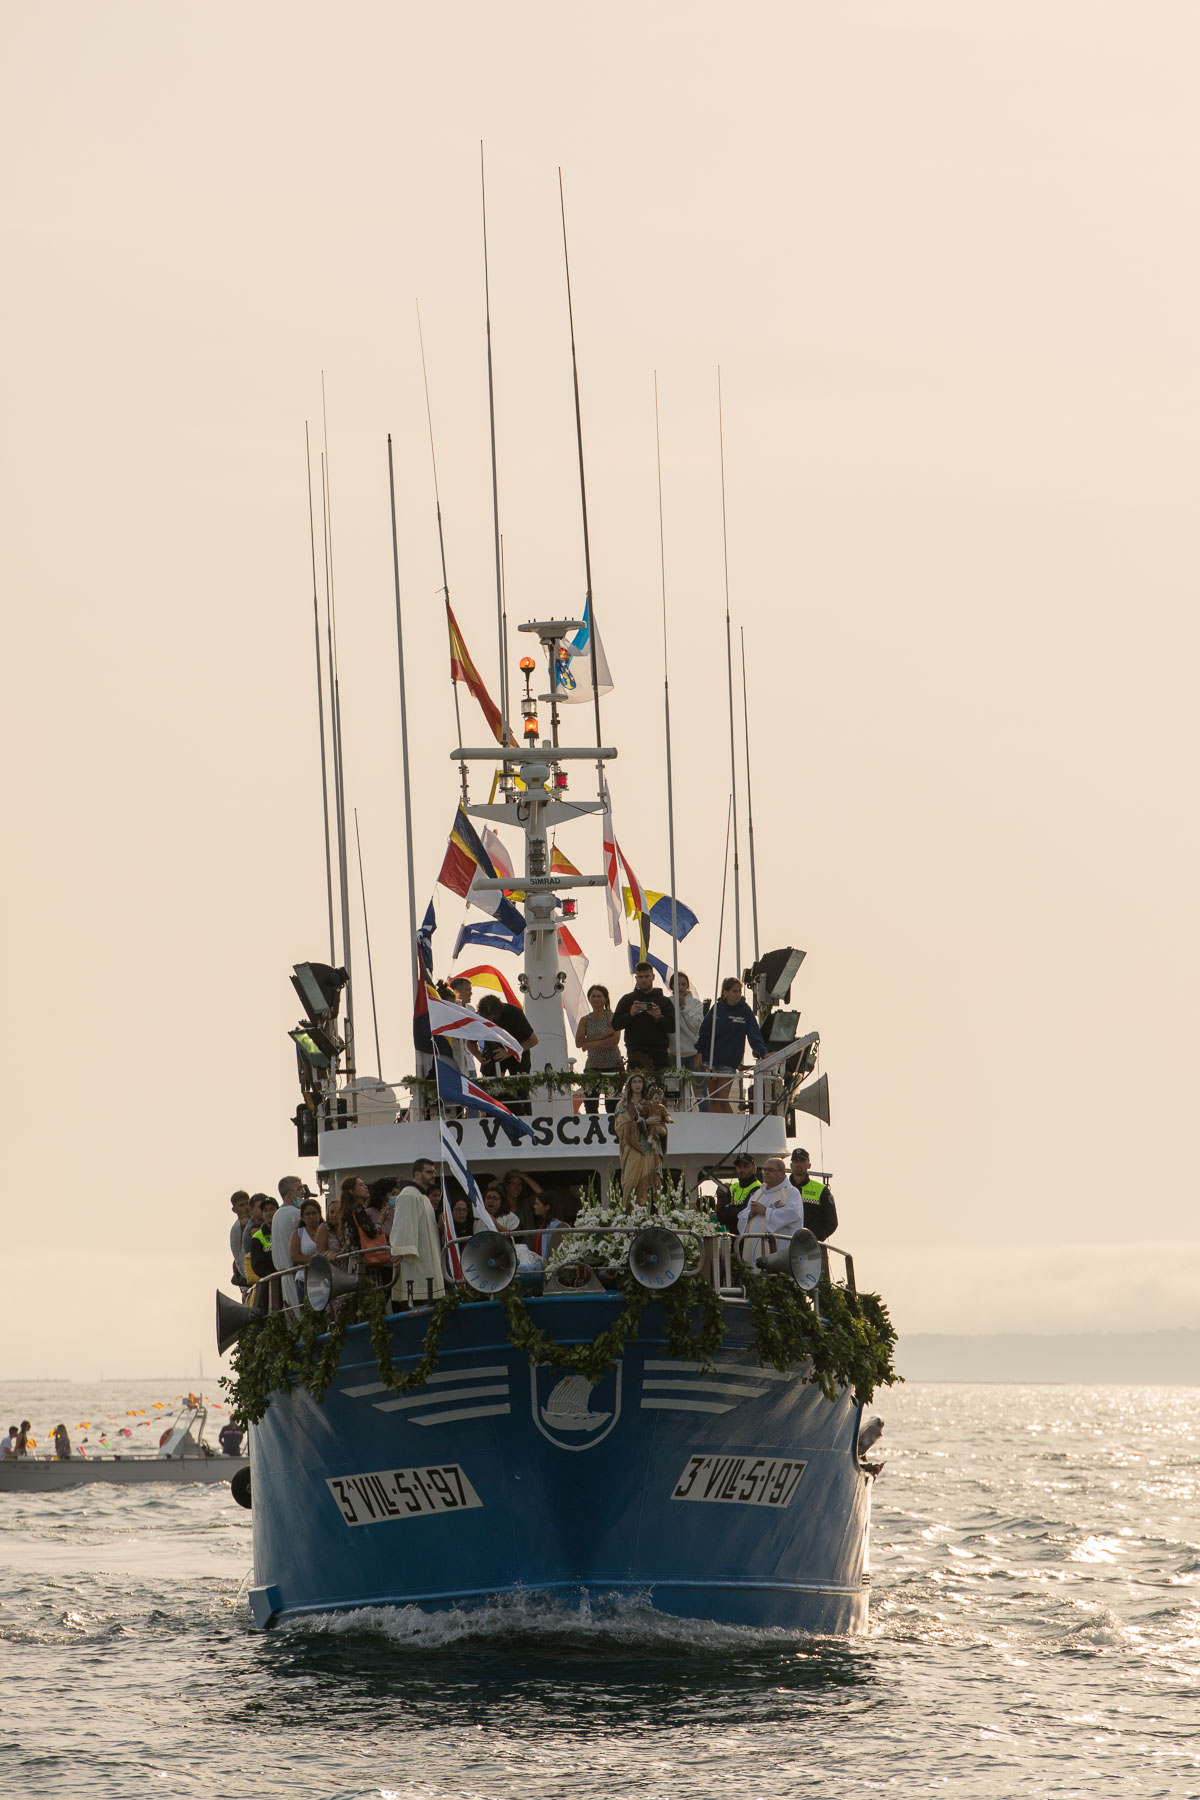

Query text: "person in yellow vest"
[789, 1148, 838, 1241]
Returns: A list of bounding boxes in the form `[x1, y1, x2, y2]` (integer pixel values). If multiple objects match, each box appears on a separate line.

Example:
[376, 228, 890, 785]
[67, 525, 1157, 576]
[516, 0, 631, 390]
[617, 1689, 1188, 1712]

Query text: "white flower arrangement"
[545, 1171, 718, 1277]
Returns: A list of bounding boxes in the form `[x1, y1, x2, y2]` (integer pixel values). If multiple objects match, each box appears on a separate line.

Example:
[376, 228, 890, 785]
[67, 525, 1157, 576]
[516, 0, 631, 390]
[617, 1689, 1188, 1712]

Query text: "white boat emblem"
[530, 1365, 622, 1451]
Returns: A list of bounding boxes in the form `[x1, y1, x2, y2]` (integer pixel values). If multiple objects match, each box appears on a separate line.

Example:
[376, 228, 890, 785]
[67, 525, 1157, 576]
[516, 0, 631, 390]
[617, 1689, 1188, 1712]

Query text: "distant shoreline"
[895, 1328, 1200, 1385]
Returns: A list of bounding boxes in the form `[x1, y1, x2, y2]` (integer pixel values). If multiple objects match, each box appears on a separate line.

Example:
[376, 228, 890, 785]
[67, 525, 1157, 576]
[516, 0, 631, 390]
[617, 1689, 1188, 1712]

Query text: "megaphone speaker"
[304, 1255, 360, 1314]
[792, 1071, 830, 1125]
[761, 1227, 824, 1291]
[628, 1227, 686, 1291]
[216, 1290, 260, 1356]
[460, 1231, 518, 1295]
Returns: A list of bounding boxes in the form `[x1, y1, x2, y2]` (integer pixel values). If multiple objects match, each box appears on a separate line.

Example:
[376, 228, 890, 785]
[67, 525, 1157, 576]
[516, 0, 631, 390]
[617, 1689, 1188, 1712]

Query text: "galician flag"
[554, 597, 613, 703]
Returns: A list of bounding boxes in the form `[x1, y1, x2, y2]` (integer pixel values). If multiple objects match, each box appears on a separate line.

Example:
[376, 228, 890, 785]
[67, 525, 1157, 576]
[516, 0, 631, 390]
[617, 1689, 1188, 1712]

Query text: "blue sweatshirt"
[695, 998, 766, 1069]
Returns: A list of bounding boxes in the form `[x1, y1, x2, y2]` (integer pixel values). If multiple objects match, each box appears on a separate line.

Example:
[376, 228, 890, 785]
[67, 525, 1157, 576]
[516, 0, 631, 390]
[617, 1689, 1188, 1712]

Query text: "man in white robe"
[737, 1157, 804, 1267]
[271, 1176, 304, 1310]
[389, 1159, 445, 1307]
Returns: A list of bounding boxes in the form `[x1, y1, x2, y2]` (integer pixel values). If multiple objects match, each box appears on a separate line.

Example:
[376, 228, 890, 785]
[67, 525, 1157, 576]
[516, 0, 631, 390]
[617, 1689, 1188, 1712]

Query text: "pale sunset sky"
[3, 3, 1197, 1376]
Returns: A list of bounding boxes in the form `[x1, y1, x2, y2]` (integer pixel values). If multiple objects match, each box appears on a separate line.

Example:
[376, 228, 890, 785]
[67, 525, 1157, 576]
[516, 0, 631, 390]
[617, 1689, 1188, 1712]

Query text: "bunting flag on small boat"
[445, 599, 515, 747]
[616, 839, 654, 963]
[554, 598, 613, 704]
[433, 1058, 535, 1143]
[450, 964, 522, 1007]
[621, 886, 698, 940]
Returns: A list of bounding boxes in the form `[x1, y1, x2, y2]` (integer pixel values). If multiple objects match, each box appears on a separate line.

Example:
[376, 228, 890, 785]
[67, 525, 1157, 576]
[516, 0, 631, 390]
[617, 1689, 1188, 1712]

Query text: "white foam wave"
[280, 1587, 822, 1652]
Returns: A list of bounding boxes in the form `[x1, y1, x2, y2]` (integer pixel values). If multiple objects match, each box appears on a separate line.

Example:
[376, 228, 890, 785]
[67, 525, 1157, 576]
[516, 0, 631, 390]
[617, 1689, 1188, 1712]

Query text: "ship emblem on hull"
[530, 1366, 622, 1451]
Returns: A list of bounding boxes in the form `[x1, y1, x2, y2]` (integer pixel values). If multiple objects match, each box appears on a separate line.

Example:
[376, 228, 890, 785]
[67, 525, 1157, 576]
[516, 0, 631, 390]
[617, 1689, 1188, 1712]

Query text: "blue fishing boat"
[218, 271, 896, 1629]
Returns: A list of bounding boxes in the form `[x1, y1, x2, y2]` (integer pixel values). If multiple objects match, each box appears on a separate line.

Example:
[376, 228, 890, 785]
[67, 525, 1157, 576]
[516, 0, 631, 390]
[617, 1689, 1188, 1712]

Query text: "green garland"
[735, 1259, 900, 1405]
[222, 1268, 898, 1423]
[401, 1065, 700, 1106]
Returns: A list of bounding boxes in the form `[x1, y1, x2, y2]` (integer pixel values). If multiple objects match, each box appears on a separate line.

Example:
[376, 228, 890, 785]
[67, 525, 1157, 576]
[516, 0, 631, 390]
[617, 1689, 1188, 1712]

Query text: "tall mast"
[558, 169, 605, 796]
[353, 808, 383, 1079]
[718, 369, 742, 979]
[320, 408, 354, 1079]
[480, 146, 509, 739]
[654, 374, 681, 1071]
[417, 301, 466, 794]
[741, 626, 761, 961]
[387, 436, 424, 1107]
[305, 423, 336, 964]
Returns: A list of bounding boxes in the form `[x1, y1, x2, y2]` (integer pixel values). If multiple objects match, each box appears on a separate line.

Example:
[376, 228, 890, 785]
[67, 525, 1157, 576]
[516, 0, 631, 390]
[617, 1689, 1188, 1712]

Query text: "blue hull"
[247, 1296, 872, 1635]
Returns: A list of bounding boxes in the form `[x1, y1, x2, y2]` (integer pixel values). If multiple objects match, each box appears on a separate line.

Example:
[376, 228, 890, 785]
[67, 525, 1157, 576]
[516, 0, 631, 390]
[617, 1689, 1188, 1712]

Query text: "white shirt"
[737, 1178, 804, 1259]
[272, 1202, 301, 1308]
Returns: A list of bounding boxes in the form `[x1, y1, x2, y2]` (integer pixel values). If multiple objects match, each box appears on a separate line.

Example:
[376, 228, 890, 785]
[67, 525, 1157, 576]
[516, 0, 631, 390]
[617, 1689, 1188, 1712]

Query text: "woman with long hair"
[696, 976, 768, 1114]
[574, 983, 623, 1113]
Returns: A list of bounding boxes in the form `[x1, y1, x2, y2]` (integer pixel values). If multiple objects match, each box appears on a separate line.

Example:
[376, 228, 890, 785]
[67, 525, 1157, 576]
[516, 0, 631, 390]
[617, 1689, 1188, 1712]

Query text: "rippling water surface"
[2, 1379, 1198, 1798]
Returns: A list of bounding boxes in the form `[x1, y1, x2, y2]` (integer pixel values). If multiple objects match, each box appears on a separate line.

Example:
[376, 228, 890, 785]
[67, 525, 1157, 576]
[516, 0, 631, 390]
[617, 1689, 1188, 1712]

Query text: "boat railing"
[315, 1054, 809, 1127]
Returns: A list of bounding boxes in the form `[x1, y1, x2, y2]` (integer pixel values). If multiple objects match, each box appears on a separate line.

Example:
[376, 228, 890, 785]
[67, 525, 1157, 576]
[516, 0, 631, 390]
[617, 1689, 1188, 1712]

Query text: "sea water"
[1, 1378, 1197, 1799]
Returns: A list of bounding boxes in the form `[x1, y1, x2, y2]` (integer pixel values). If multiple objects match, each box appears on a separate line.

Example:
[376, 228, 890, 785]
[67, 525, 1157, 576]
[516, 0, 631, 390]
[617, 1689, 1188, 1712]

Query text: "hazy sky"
[3, 3, 1198, 1377]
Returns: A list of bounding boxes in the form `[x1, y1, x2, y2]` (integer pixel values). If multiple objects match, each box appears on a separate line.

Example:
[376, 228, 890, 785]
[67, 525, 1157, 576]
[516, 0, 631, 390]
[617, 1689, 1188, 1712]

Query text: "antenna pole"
[416, 301, 466, 790]
[718, 369, 742, 979]
[320, 419, 354, 1079]
[353, 809, 383, 1079]
[741, 626, 761, 961]
[558, 169, 605, 792]
[654, 375, 681, 1072]
[387, 436, 425, 1105]
[707, 797, 734, 1074]
[305, 424, 336, 964]
[480, 146, 510, 740]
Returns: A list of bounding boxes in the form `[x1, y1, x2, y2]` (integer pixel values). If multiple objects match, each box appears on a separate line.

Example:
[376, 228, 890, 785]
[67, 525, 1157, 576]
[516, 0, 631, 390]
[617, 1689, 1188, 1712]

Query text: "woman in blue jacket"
[696, 977, 767, 1113]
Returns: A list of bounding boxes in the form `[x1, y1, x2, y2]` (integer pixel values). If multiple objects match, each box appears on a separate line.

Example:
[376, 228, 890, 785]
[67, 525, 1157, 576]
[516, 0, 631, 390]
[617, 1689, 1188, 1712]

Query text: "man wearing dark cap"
[790, 1148, 838, 1241]
[613, 962, 676, 1070]
[712, 1154, 762, 1235]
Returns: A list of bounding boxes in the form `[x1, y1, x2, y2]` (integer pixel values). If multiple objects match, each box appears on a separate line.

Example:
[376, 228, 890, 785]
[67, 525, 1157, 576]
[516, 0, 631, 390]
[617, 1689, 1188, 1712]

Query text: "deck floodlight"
[628, 1227, 686, 1291]
[767, 1008, 800, 1047]
[216, 1291, 260, 1356]
[755, 947, 806, 1003]
[289, 1024, 339, 1070]
[761, 1227, 824, 1292]
[291, 962, 348, 1027]
[461, 1231, 518, 1295]
[292, 1104, 319, 1158]
[304, 1255, 359, 1314]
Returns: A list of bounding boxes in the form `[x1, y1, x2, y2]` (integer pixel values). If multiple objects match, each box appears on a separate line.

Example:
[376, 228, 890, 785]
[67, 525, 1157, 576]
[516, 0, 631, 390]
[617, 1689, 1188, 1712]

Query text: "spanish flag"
[446, 599, 515, 747]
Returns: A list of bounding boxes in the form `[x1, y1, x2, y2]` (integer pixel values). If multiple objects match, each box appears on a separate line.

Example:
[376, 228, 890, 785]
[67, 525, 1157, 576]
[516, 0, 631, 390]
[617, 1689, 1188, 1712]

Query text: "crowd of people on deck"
[227, 1167, 590, 1315]
[430, 964, 771, 1114]
[226, 1142, 837, 1315]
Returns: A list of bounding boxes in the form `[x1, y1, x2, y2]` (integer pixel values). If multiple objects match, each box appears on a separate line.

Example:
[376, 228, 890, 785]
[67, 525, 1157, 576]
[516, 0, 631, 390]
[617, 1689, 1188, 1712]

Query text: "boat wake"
[280, 1586, 830, 1653]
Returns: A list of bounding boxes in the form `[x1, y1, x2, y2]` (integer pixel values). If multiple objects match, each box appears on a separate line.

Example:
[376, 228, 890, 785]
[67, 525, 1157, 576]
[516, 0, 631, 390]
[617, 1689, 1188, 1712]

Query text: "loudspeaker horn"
[791, 1071, 830, 1125]
[628, 1227, 686, 1291]
[304, 1255, 360, 1314]
[216, 1290, 260, 1356]
[460, 1230, 518, 1295]
[761, 1227, 824, 1291]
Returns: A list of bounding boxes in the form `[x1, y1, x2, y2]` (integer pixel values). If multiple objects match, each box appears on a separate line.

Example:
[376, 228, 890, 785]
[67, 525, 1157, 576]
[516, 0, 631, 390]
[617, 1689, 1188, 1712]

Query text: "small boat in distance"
[0, 1400, 246, 1492]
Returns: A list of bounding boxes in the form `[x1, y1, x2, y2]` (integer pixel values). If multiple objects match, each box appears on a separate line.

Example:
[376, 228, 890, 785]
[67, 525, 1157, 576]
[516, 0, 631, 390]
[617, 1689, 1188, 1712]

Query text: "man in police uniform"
[789, 1148, 837, 1241]
[713, 1153, 762, 1235]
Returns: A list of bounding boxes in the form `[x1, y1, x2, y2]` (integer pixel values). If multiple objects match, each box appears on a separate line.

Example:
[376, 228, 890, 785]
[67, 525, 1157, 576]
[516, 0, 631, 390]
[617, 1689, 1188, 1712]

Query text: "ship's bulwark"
[247, 1297, 872, 1633]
